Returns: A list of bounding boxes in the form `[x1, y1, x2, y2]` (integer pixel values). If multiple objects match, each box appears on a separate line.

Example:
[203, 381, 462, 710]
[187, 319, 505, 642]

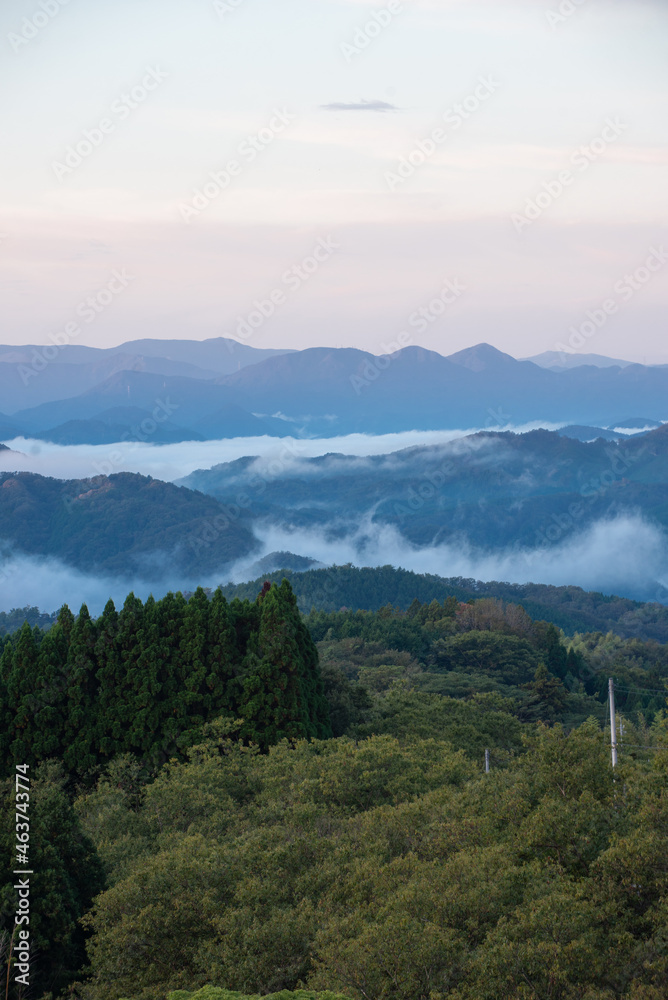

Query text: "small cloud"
[319, 99, 400, 113]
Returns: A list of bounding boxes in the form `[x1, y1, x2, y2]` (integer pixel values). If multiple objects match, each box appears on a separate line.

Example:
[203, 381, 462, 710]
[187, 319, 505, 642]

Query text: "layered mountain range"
[178, 423, 668, 551]
[2, 425, 667, 595]
[0, 339, 666, 443]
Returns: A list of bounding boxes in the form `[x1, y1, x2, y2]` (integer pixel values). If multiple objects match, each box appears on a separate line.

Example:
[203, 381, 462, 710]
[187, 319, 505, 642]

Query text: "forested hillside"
[0, 471, 257, 577]
[218, 564, 668, 641]
[0, 582, 330, 778]
[67, 718, 668, 1000]
[3, 563, 668, 642]
[1, 582, 667, 1000]
[178, 426, 668, 556]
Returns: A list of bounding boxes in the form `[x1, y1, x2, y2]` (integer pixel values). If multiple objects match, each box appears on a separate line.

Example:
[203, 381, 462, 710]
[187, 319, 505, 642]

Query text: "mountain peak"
[446, 343, 518, 372]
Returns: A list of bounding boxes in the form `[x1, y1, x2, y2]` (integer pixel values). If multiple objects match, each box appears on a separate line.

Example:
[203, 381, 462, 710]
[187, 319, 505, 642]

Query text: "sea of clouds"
[0, 423, 563, 483]
[2, 427, 667, 615]
[1, 513, 666, 617]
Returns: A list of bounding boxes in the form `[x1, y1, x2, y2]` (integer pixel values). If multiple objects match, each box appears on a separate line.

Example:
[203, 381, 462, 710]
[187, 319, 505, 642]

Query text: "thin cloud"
[0, 426, 564, 483]
[320, 100, 400, 113]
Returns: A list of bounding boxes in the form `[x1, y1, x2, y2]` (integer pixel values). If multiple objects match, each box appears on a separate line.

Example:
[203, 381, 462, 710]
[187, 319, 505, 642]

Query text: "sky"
[1, 0, 667, 362]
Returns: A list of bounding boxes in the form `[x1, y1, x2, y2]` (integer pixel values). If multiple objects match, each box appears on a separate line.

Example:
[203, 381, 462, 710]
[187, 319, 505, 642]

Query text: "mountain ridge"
[2, 341, 667, 443]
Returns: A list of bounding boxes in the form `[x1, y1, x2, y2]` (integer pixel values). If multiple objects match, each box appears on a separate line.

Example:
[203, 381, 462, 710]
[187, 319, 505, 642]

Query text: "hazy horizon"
[1, 0, 667, 363]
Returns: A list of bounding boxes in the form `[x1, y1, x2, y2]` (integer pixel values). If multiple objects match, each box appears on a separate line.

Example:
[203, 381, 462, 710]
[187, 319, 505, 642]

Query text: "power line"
[611, 682, 668, 697]
[606, 743, 668, 751]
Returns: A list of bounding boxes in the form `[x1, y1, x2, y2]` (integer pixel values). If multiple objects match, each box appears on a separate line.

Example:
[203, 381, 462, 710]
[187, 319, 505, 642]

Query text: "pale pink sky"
[1, 0, 667, 361]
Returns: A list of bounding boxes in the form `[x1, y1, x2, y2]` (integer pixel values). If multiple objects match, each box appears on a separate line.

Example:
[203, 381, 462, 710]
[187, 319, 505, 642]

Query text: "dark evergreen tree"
[205, 588, 241, 715]
[114, 592, 146, 752]
[521, 662, 568, 722]
[94, 598, 124, 757]
[0, 581, 332, 775]
[153, 589, 188, 756]
[239, 582, 310, 747]
[6, 622, 41, 766]
[0, 634, 15, 763]
[178, 586, 211, 726]
[533, 620, 569, 678]
[32, 619, 70, 760]
[62, 604, 99, 773]
[129, 595, 166, 756]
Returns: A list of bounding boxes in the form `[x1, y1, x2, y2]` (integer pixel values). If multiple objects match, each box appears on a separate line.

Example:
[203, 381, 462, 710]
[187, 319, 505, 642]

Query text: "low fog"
[1, 513, 666, 617]
[231, 513, 668, 604]
[0, 423, 563, 482]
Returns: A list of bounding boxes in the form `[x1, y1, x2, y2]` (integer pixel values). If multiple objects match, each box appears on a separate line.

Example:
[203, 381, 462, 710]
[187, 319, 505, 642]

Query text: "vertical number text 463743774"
[13, 765, 32, 988]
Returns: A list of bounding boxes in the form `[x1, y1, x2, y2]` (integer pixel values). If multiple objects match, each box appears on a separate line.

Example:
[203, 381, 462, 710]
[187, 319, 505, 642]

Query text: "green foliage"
[241, 582, 331, 748]
[0, 582, 331, 777]
[72, 720, 668, 1000]
[0, 761, 105, 999]
[218, 564, 668, 641]
[166, 988, 351, 1000]
[0, 605, 57, 636]
[3, 583, 668, 1000]
[0, 470, 256, 578]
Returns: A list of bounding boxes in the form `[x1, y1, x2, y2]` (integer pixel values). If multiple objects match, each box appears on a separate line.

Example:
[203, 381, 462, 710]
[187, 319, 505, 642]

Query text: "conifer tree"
[62, 604, 99, 773]
[154, 590, 188, 756]
[286, 579, 332, 739]
[0, 635, 12, 762]
[178, 586, 211, 726]
[205, 588, 241, 715]
[129, 595, 166, 755]
[32, 619, 70, 760]
[114, 593, 146, 753]
[94, 598, 124, 757]
[239, 581, 310, 747]
[6, 622, 40, 766]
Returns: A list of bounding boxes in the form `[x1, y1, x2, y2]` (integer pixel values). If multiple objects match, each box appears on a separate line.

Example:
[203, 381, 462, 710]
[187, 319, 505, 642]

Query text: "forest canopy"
[1, 581, 667, 1000]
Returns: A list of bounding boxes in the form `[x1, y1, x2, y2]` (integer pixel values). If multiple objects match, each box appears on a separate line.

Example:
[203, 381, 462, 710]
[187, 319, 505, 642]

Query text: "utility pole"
[608, 678, 618, 768]
[485, 748, 490, 774]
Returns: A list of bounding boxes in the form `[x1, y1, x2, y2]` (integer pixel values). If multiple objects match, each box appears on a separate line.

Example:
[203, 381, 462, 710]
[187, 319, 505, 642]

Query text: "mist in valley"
[1, 511, 666, 618]
[0, 423, 564, 482]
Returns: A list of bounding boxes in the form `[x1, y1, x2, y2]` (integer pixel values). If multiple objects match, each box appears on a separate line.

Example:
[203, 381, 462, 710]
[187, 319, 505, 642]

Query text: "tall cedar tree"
[32, 617, 71, 760]
[0, 581, 332, 776]
[115, 593, 146, 750]
[205, 588, 241, 714]
[6, 623, 41, 767]
[94, 598, 124, 757]
[239, 580, 331, 746]
[62, 604, 99, 773]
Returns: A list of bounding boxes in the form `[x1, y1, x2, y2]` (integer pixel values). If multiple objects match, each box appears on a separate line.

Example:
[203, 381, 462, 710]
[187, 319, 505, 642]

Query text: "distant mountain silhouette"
[0, 470, 257, 578]
[4, 340, 668, 442]
[179, 424, 668, 557]
[526, 350, 634, 370]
